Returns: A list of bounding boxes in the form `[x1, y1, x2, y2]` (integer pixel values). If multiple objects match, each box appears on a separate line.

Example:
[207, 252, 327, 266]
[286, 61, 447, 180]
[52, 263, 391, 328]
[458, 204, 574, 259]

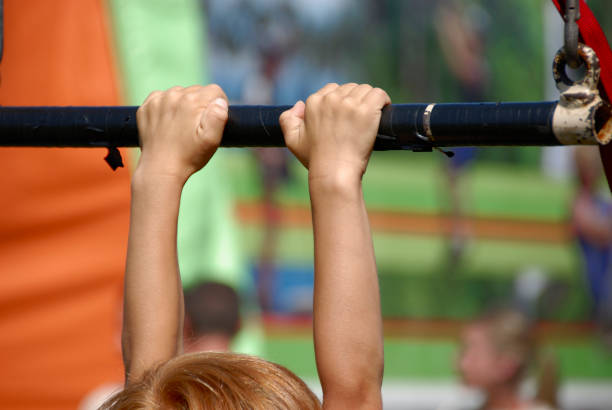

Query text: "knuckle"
[163, 89, 180, 103]
[356, 104, 371, 116]
[206, 83, 223, 95]
[184, 85, 203, 92]
[165, 87, 182, 99]
[306, 94, 319, 107]
[360, 84, 374, 94]
[212, 104, 229, 119]
[179, 91, 197, 102]
[373, 87, 388, 98]
[323, 91, 340, 104]
[142, 90, 161, 106]
[341, 97, 358, 111]
[148, 95, 163, 108]
[148, 90, 162, 99]
[342, 83, 359, 93]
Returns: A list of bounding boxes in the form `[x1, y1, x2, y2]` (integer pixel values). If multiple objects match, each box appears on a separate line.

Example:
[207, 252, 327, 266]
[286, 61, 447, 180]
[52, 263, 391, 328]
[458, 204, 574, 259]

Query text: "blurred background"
[1, 0, 611, 409]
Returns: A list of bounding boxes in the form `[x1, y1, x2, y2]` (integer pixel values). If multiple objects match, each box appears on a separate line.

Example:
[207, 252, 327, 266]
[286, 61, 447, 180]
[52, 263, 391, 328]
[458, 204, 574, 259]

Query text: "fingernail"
[213, 98, 228, 109]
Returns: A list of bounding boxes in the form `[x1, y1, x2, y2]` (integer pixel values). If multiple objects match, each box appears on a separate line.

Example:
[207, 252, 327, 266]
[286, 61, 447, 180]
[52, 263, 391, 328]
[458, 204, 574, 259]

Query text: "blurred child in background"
[183, 281, 241, 353]
[572, 146, 612, 343]
[457, 309, 558, 410]
[80, 281, 242, 409]
[434, 0, 489, 266]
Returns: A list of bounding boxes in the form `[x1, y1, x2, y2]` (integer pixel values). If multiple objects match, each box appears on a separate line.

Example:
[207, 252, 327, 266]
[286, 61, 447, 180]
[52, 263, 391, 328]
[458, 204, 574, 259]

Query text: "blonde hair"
[101, 352, 321, 409]
[477, 309, 533, 374]
[476, 309, 558, 408]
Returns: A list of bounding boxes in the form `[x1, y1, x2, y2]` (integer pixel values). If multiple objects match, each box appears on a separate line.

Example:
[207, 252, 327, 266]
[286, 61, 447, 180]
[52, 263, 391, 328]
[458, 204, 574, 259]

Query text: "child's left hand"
[135, 85, 229, 183]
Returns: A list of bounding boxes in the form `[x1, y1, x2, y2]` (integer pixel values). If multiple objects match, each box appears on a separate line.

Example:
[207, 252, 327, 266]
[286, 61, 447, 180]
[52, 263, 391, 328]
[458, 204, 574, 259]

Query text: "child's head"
[458, 309, 532, 390]
[102, 352, 321, 409]
[184, 281, 240, 353]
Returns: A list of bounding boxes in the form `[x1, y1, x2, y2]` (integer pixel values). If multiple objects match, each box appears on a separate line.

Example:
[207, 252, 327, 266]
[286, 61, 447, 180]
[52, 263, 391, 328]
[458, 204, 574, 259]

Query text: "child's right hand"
[279, 83, 390, 184]
[135, 85, 229, 183]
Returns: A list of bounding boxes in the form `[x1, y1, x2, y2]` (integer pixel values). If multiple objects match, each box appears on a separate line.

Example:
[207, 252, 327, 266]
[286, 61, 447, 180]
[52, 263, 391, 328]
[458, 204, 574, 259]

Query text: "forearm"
[310, 172, 383, 407]
[122, 169, 186, 383]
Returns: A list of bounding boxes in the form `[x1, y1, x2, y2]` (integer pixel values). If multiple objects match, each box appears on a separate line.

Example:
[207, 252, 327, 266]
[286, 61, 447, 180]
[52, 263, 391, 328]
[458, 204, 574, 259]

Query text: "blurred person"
[572, 146, 612, 336]
[221, 0, 348, 312]
[253, 146, 289, 312]
[457, 309, 558, 410]
[80, 281, 241, 409]
[243, 43, 292, 312]
[435, 0, 490, 267]
[210, 0, 297, 312]
[183, 281, 241, 352]
[102, 82, 390, 409]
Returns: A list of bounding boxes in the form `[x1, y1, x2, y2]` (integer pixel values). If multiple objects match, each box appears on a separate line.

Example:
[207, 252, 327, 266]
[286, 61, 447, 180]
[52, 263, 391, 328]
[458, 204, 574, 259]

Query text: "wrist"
[133, 154, 192, 186]
[308, 166, 363, 200]
[131, 164, 188, 192]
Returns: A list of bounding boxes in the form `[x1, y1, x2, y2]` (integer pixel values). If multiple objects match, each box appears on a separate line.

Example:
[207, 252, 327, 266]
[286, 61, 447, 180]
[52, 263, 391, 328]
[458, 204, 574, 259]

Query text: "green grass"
[263, 336, 612, 381]
[262, 336, 458, 380]
[239, 226, 579, 279]
[555, 342, 612, 380]
[468, 163, 573, 221]
[226, 150, 575, 220]
[239, 225, 590, 320]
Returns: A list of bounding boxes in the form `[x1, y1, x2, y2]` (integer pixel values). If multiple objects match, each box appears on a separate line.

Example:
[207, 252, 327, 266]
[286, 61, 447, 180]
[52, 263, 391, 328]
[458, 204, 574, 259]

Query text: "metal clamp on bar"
[552, 43, 612, 145]
[564, 0, 581, 69]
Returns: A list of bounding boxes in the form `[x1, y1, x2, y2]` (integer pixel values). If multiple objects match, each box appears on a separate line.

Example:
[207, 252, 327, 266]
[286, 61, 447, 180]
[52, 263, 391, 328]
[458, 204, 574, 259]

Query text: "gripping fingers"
[334, 83, 360, 98]
[189, 84, 228, 108]
[141, 90, 163, 106]
[347, 84, 374, 102]
[199, 98, 229, 135]
[363, 87, 391, 109]
[313, 83, 340, 99]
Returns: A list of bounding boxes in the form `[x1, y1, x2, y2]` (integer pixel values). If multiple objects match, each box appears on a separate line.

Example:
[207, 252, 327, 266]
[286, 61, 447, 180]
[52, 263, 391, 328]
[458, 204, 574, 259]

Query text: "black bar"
[0, 102, 559, 150]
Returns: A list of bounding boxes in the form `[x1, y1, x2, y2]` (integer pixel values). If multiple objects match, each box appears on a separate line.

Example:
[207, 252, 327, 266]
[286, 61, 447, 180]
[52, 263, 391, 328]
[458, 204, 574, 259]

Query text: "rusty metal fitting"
[564, 0, 581, 69]
[552, 44, 612, 145]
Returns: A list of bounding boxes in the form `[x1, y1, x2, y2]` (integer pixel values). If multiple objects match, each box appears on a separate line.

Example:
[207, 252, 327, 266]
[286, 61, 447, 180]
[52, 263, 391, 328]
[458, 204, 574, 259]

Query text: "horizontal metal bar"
[0, 102, 568, 150]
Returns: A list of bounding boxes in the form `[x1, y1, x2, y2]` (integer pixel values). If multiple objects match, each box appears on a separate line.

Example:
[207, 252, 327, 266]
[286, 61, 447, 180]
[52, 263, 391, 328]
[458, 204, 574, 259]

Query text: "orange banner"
[0, 1, 129, 408]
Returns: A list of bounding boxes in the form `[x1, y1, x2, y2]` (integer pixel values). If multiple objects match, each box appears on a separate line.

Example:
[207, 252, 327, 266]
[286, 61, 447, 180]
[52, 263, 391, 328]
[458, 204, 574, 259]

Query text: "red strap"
[552, 0, 612, 191]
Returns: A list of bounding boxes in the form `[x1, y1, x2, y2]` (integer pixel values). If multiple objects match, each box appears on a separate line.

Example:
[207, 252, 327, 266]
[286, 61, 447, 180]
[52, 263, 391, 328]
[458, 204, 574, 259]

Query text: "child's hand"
[281, 84, 389, 408]
[279, 83, 390, 183]
[136, 85, 229, 182]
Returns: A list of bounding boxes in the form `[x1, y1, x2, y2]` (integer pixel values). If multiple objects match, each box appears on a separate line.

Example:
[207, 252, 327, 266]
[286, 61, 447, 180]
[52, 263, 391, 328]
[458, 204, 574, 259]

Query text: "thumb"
[198, 97, 229, 146]
[279, 100, 305, 146]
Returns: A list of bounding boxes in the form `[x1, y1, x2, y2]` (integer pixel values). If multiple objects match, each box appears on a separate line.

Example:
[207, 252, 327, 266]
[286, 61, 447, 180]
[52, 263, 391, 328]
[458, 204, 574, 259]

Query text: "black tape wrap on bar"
[428, 102, 559, 146]
[223, 105, 291, 147]
[0, 102, 560, 148]
[379, 102, 559, 147]
[378, 104, 426, 149]
[0, 106, 140, 147]
[0, 106, 293, 148]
